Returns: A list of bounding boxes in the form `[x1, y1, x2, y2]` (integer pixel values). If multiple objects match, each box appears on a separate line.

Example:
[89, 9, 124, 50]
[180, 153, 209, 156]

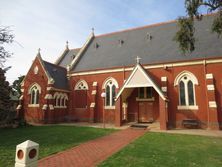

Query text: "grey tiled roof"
[58, 48, 81, 68]
[71, 14, 222, 72]
[43, 61, 69, 90]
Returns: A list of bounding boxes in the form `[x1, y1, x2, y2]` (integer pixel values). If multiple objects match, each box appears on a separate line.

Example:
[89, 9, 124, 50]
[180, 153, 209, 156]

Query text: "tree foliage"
[11, 75, 25, 96]
[0, 68, 15, 125]
[174, 0, 222, 54]
[0, 26, 14, 67]
[0, 26, 16, 126]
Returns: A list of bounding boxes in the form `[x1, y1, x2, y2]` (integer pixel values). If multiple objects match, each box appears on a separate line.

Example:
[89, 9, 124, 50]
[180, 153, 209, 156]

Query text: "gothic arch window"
[54, 93, 68, 108]
[28, 83, 41, 105]
[103, 78, 119, 107]
[60, 96, 64, 106]
[174, 71, 198, 109]
[63, 95, 68, 107]
[54, 92, 60, 107]
[74, 80, 88, 90]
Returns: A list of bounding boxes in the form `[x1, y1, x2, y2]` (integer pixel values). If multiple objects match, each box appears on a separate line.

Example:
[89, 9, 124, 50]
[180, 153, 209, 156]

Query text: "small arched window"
[29, 84, 41, 105]
[103, 78, 118, 107]
[74, 80, 88, 90]
[54, 93, 68, 108]
[60, 96, 64, 106]
[174, 71, 198, 108]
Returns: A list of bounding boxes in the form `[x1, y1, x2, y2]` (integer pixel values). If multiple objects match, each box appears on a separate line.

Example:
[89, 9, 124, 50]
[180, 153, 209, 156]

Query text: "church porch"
[115, 62, 168, 130]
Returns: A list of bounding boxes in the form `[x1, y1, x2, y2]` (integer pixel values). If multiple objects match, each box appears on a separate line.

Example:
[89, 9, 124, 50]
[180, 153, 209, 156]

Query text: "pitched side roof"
[57, 48, 81, 68]
[43, 61, 69, 90]
[71, 14, 222, 72]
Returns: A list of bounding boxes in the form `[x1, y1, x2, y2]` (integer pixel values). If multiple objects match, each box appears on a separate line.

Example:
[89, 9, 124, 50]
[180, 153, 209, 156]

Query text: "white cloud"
[1, 0, 186, 83]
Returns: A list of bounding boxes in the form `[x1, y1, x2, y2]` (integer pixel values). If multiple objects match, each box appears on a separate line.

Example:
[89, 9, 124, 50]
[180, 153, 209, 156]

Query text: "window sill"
[177, 105, 199, 110]
[54, 106, 67, 109]
[105, 106, 116, 110]
[136, 97, 155, 101]
[28, 104, 40, 108]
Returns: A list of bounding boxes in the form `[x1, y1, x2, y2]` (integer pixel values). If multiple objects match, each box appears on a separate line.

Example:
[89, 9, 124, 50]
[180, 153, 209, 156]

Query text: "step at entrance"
[130, 123, 148, 129]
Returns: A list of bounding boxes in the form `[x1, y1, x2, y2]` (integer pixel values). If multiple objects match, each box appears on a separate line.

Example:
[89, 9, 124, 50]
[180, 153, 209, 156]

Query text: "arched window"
[74, 80, 88, 90]
[54, 93, 68, 108]
[29, 84, 41, 105]
[64, 94, 68, 107]
[174, 71, 198, 108]
[103, 78, 118, 107]
[54, 93, 60, 107]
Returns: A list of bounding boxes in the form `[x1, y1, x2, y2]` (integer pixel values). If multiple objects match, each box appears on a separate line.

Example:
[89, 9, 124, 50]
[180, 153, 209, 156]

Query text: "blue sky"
[0, 0, 203, 83]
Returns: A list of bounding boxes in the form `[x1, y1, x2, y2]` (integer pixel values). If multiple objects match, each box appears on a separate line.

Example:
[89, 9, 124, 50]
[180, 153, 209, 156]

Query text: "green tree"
[0, 26, 15, 126]
[0, 68, 15, 125]
[11, 75, 25, 96]
[174, 0, 222, 54]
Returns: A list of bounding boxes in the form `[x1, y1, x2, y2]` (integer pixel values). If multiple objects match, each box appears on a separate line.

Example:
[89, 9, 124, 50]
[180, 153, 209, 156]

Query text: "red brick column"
[159, 76, 168, 130]
[159, 96, 168, 130]
[115, 96, 122, 127]
[45, 86, 55, 124]
[206, 74, 219, 130]
[89, 82, 97, 123]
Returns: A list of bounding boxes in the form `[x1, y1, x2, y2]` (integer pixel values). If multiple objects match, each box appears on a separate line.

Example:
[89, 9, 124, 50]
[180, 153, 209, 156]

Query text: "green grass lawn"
[99, 132, 222, 167]
[0, 125, 116, 167]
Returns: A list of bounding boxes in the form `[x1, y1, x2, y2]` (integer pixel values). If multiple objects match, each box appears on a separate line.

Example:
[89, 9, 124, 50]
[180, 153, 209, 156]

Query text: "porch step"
[130, 124, 148, 129]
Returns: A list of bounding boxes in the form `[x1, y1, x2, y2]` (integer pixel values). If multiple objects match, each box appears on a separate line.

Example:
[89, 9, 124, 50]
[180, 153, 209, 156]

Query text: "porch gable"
[116, 63, 167, 101]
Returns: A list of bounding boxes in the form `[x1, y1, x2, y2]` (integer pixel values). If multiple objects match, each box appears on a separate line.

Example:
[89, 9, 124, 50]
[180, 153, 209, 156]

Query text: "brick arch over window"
[174, 71, 198, 109]
[74, 80, 88, 108]
[74, 80, 89, 90]
[102, 77, 119, 107]
[28, 83, 41, 105]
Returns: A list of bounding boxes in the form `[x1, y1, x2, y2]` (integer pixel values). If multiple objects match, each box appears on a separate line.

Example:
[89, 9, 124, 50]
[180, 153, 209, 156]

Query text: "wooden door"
[138, 102, 153, 123]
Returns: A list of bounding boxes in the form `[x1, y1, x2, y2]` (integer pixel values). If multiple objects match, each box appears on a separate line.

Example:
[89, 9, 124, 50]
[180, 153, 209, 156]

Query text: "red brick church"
[17, 14, 222, 130]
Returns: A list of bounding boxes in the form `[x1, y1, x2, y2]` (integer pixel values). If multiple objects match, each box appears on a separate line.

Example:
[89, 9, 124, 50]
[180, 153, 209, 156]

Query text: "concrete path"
[38, 128, 147, 167]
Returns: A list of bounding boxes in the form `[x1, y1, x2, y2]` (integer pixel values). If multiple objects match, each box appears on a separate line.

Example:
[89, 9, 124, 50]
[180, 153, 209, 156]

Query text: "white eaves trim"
[116, 63, 166, 101]
[71, 58, 222, 77]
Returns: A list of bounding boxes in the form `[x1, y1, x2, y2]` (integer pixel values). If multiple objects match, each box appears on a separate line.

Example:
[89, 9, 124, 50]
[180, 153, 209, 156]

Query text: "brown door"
[138, 102, 153, 122]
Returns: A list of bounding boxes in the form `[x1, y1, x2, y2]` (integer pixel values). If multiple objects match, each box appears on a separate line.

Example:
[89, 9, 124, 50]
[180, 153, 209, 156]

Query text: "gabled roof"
[56, 48, 81, 68]
[116, 63, 166, 101]
[42, 61, 69, 90]
[70, 14, 222, 72]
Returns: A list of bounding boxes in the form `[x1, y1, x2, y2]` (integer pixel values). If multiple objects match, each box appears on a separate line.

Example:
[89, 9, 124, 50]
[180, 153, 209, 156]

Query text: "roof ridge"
[95, 12, 217, 38]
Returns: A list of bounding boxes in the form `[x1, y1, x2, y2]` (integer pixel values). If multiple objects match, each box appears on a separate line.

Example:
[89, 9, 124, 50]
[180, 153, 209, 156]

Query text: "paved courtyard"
[38, 128, 147, 167]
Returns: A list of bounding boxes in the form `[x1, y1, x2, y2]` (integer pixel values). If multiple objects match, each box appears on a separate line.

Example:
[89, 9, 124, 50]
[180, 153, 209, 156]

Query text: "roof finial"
[91, 27, 94, 35]
[66, 41, 69, 50]
[136, 56, 141, 64]
[37, 48, 41, 55]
